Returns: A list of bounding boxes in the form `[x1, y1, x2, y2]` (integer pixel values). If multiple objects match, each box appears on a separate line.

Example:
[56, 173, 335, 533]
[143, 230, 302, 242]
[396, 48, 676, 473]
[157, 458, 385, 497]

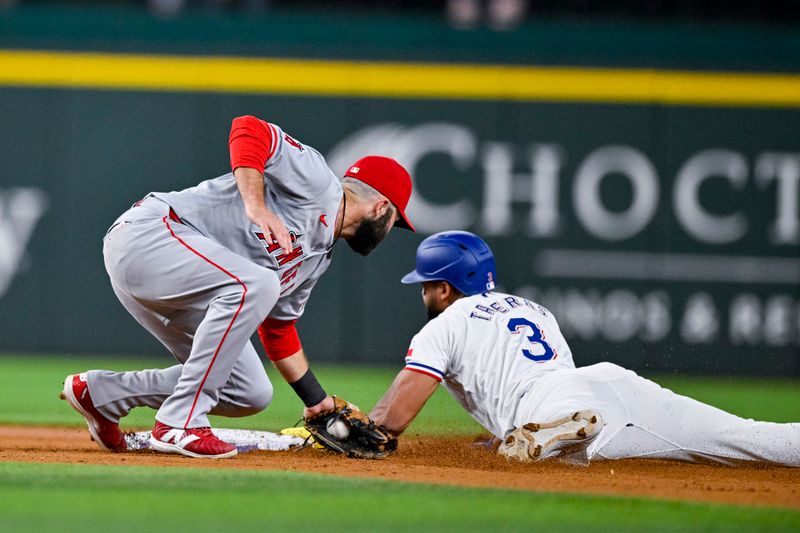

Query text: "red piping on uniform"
[163, 216, 248, 429]
[268, 123, 279, 157]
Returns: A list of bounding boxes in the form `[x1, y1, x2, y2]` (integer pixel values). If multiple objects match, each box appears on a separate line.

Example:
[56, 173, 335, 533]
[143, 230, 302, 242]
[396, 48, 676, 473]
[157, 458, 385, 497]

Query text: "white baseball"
[326, 418, 350, 440]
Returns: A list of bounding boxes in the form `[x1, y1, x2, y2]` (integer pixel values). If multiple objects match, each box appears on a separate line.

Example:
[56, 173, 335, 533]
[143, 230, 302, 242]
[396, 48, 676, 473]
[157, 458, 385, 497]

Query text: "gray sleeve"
[264, 124, 337, 203]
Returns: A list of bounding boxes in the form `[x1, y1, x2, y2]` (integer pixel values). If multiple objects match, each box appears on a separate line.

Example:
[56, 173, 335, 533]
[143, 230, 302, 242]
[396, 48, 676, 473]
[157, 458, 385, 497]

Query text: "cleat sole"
[499, 409, 603, 463]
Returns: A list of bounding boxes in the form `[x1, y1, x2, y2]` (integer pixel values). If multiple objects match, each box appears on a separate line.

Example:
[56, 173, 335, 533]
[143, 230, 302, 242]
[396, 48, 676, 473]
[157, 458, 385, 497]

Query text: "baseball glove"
[304, 396, 397, 459]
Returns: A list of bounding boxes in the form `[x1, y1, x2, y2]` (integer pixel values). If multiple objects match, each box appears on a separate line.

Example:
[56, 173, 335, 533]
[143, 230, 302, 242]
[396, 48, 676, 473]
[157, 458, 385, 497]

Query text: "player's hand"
[249, 206, 292, 255]
[303, 396, 398, 459]
[303, 395, 335, 419]
[234, 166, 292, 255]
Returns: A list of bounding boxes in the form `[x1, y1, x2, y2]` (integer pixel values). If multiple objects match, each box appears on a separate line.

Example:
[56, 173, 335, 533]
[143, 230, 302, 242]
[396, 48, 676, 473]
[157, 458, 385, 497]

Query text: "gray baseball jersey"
[90, 122, 344, 429]
[151, 123, 342, 320]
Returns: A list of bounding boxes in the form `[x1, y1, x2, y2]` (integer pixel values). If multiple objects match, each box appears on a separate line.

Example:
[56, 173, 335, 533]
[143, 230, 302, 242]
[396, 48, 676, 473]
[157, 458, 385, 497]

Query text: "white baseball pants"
[516, 362, 800, 466]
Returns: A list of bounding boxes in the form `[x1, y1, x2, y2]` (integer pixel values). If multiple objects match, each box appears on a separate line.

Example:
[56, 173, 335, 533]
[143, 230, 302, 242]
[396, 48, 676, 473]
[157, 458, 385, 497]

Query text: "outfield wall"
[0, 7, 798, 375]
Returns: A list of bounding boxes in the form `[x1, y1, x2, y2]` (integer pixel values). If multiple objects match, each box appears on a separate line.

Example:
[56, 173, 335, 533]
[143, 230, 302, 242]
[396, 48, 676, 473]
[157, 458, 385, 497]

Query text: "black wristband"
[289, 369, 327, 407]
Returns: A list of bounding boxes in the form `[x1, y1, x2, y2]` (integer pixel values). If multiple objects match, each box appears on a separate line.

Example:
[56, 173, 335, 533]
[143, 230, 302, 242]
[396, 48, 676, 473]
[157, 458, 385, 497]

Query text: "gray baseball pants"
[90, 197, 279, 428]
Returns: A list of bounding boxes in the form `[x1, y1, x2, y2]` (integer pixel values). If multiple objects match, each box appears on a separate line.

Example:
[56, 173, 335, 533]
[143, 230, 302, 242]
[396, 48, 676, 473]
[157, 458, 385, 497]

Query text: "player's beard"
[426, 305, 441, 321]
[347, 209, 393, 256]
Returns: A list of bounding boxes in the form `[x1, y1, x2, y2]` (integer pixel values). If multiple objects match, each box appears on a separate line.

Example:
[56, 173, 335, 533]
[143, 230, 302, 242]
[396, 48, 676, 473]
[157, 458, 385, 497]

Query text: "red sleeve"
[229, 115, 277, 174]
[258, 317, 302, 361]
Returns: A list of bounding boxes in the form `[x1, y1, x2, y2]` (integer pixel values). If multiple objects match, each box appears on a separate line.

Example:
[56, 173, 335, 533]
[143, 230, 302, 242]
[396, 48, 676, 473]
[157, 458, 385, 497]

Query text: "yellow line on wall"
[1, 49, 799, 108]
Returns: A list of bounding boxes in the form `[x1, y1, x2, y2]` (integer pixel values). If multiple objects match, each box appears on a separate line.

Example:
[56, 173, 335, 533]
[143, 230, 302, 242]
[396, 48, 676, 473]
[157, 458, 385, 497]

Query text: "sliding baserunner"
[370, 231, 800, 466]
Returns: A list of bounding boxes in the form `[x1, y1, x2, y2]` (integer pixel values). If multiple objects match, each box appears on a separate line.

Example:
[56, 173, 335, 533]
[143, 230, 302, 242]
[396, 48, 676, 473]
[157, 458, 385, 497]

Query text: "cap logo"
[349, 166, 360, 174]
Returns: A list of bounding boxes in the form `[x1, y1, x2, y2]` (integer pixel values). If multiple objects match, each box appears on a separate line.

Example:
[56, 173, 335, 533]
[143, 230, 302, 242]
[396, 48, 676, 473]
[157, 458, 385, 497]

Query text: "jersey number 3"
[507, 317, 556, 362]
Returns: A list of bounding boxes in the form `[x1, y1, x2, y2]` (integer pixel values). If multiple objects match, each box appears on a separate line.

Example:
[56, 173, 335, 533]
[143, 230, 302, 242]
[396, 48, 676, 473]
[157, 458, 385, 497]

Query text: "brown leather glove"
[304, 396, 397, 459]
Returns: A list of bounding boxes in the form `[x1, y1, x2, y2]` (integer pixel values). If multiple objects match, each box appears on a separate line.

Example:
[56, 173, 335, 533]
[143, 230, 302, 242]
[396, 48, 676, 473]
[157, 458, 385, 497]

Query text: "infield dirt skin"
[1, 425, 798, 509]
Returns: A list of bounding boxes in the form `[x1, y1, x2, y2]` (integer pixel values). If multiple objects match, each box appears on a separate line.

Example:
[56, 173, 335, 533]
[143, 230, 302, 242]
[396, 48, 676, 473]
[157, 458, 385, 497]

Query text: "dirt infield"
[1, 425, 798, 509]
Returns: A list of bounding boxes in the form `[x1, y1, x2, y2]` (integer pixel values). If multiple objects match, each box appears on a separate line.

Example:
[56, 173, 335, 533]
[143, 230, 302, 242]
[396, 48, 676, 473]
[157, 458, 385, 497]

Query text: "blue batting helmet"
[401, 231, 496, 296]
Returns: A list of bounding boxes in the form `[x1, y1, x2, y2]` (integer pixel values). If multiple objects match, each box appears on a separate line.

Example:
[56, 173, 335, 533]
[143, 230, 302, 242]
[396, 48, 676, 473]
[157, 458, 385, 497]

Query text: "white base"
[127, 429, 303, 454]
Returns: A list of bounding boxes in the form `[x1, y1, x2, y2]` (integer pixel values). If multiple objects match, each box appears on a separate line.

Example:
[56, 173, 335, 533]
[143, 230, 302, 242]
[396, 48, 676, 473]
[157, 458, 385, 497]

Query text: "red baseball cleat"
[149, 421, 237, 459]
[60, 373, 127, 452]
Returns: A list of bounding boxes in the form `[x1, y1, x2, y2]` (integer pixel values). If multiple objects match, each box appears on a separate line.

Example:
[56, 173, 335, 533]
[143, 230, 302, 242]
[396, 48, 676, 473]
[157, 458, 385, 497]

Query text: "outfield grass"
[1, 354, 797, 434]
[1, 353, 799, 532]
[0, 354, 483, 434]
[0, 462, 797, 533]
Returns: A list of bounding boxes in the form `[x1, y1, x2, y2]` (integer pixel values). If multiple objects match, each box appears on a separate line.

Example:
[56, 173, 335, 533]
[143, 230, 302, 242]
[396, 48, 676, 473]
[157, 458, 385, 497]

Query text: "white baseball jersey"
[151, 123, 342, 320]
[404, 291, 575, 438]
[404, 292, 800, 466]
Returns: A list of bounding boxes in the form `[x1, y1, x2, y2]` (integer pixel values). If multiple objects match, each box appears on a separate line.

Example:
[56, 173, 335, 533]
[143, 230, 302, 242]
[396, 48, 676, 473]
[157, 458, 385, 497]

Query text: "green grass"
[0, 354, 482, 434]
[1, 353, 799, 532]
[0, 462, 797, 532]
[647, 375, 800, 423]
[1, 353, 797, 434]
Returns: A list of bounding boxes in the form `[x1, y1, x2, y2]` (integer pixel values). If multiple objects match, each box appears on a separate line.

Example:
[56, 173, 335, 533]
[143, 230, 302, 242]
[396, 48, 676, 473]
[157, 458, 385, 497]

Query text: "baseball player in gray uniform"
[60, 115, 415, 458]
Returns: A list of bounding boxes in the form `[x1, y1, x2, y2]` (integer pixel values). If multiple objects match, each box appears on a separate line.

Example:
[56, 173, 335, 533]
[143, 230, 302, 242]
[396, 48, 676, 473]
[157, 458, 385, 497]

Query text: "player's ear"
[442, 282, 463, 304]
[441, 281, 454, 299]
[372, 197, 392, 218]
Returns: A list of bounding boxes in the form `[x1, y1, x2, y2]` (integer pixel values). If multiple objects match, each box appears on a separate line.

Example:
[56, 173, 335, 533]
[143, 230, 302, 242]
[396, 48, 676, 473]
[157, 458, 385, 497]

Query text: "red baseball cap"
[344, 155, 415, 232]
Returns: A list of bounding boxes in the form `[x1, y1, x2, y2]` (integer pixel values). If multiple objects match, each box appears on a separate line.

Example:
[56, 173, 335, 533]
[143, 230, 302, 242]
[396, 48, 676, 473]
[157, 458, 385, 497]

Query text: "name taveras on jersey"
[253, 230, 304, 294]
[470, 294, 549, 321]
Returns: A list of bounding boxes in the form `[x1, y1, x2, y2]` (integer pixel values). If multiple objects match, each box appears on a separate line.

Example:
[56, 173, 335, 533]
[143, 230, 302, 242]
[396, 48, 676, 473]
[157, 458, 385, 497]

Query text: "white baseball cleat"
[498, 410, 603, 464]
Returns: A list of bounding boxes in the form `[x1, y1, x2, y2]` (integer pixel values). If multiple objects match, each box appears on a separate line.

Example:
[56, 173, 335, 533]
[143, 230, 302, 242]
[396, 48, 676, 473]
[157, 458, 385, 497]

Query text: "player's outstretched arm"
[370, 369, 439, 436]
[269, 347, 335, 415]
[258, 317, 335, 414]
